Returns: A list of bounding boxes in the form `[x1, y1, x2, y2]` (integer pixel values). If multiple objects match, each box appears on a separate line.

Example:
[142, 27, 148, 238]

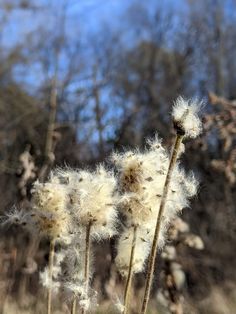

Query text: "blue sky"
[1, 0, 186, 48]
[2, 0, 229, 146]
[1, 0, 132, 45]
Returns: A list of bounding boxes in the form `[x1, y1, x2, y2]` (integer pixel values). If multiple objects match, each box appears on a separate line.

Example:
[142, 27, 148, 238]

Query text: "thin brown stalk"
[141, 134, 184, 314]
[123, 225, 138, 314]
[45, 78, 57, 159]
[39, 76, 58, 181]
[47, 238, 56, 314]
[81, 222, 92, 314]
[71, 297, 77, 314]
[93, 65, 105, 157]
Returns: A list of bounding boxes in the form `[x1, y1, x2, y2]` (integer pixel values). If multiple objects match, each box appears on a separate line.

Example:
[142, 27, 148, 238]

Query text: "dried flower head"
[57, 165, 118, 239]
[31, 180, 68, 214]
[113, 136, 198, 228]
[29, 180, 70, 240]
[172, 96, 203, 138]
[113, 135, 199, 274]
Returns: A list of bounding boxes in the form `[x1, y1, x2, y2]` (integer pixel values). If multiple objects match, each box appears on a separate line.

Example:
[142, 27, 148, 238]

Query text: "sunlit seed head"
[66, 165, 118, 239]
[113, 134, 199, 258]
[33, 210, 70, 239]
[31, 180, 68, 214]
[28, 179, 71, 240]
[113, 139, 169, 227]
[172, 96, 203, 138]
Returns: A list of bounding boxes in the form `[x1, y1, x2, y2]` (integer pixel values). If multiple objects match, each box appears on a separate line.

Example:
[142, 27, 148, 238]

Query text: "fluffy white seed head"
[113, 135, 199, 267]
[172, 96, 203, 138]
[112, 137, 169, 227]
[63, 165, 118, 239]
[113, 136, 197, 228]
[31, 180, 68, 214]
[31, 210, 70, 239]
[29, 180, 70, 240]
[114, 141, 198, 229]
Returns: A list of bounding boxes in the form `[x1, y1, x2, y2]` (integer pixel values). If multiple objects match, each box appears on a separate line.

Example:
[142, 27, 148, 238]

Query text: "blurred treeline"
[0, 0, 236, 312]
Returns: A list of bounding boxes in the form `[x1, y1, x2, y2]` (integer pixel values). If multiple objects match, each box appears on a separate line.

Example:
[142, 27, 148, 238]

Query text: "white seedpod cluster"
[2, 180, 71, 241]
[113, 135, 199, 276]
[50, 165, 118, 310]
[30, 180, 71, 240]
[1, 96, 203, 314]
[52, 165, 118, 240]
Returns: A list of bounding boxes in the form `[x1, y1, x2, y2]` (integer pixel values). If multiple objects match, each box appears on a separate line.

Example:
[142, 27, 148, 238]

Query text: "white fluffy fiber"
[172, 96, 203, 138]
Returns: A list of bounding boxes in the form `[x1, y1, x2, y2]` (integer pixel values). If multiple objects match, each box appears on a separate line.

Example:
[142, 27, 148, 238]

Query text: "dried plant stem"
[47, 238, 56, 314]
[71, 297, 77, 314]
[45, 79, 57, 159]
[123, 225, 138, 314]
[39, 77, 57, 180]
[141, 134, 184, 314]
[81, 222, 92, 314]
